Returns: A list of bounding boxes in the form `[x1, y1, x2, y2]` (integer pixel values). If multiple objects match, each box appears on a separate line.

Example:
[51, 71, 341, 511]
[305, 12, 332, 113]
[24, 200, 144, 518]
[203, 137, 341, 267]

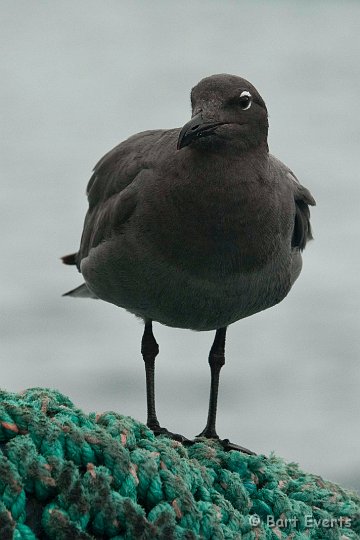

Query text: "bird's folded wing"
[269, 154, 316, 251]
[292, 181, 316, 250]
[76, 129, 171, 266]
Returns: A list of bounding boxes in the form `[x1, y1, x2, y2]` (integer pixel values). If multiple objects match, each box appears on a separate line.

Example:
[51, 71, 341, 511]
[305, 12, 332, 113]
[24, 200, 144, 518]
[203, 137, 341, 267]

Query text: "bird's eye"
[239, 90, 252, 110]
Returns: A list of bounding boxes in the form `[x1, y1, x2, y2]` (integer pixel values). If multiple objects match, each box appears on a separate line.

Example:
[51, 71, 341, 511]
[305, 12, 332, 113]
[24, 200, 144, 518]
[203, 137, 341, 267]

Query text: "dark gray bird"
[62, 74, 315, 453]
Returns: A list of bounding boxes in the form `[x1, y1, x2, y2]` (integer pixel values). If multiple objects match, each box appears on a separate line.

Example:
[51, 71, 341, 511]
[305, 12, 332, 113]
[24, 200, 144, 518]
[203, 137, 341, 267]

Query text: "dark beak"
[177, 113, 224, 150]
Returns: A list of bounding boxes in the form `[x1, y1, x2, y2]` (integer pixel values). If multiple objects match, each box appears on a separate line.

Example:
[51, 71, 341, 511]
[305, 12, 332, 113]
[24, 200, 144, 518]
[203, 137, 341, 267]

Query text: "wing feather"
[76, 129, 170, 266]
[269, 155, 316, 251]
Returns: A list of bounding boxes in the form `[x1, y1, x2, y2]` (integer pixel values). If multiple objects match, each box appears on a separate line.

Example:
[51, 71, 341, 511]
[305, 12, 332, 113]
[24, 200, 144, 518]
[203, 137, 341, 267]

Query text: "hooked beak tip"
[177, 113, 224, 150]
[177, 112, 204, 151]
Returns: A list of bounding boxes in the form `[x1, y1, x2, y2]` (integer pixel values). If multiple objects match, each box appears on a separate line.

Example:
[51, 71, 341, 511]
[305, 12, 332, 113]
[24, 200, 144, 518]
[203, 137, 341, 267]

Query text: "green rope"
[0, 388, 359, 539]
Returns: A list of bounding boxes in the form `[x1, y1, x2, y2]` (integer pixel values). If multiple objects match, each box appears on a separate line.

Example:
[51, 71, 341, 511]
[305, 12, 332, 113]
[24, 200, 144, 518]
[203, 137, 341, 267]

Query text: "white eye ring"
[239, 90, 252, 110]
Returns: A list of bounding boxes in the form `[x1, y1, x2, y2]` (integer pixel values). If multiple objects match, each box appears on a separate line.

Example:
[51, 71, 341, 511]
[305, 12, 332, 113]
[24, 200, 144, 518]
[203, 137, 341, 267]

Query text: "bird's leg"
[197, 327, 255, 455]
[141, 321, 161, 431]
[141, 321, 190, 443]
[197, 327, 227, 439]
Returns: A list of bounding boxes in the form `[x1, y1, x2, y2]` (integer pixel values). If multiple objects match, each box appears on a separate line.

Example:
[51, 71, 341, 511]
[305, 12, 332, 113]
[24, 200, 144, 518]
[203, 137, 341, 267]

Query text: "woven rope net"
[0, 388, 359, 539]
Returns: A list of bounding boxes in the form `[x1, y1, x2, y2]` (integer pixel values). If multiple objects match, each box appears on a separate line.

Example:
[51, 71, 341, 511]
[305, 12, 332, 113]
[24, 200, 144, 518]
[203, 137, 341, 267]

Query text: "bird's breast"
[140, 168, 293, 278]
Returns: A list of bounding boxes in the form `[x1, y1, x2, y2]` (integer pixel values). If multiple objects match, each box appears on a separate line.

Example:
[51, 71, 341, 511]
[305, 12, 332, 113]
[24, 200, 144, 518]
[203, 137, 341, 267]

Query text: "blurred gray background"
[1, 1, 359, 491]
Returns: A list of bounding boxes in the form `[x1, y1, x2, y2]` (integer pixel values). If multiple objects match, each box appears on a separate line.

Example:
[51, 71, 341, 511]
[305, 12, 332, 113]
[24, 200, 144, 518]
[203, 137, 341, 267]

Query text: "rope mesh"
[0, 388, 359, 539]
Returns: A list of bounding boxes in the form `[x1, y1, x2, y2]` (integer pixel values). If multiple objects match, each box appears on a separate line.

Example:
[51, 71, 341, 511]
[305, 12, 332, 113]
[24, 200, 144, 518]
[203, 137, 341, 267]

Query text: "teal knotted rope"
[0, 388, 359, 539]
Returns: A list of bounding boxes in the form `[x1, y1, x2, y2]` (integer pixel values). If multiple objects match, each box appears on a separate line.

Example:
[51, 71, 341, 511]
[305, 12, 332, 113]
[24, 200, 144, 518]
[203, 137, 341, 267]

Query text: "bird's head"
[177, 74, 268, 152]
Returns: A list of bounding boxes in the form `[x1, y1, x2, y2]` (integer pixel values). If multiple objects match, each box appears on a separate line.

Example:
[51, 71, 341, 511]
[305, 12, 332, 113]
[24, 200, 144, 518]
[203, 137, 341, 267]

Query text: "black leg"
[197, 327, 227, 439]
[197, 327, 256, 455]
[141, 321, 190, 443]
[141, 320, 161, 430]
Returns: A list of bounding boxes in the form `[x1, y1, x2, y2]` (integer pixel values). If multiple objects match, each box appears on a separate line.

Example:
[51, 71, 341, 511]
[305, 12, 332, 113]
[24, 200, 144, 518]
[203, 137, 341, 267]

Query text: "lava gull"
[62, 74, 315, 453]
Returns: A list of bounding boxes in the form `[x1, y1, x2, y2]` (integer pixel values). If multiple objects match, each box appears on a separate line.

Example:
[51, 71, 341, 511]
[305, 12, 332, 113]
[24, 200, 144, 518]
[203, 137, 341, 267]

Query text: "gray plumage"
[64, 74, 315, 332]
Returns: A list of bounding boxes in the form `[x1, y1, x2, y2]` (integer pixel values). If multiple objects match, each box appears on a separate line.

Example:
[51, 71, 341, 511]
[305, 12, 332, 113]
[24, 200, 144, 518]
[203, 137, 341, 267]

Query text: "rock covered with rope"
[0, 388, 359, 539]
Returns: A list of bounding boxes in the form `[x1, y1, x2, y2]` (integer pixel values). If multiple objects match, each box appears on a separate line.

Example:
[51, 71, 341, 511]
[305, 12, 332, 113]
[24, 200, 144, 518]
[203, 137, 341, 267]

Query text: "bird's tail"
[61, 252, 78, 265]
[62, 283, 98, 299]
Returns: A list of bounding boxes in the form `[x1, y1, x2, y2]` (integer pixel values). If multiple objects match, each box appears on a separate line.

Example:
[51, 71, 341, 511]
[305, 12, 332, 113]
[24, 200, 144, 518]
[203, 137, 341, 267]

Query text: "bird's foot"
[148, 424, 255, 454]
[219, 438, 256, 455]
[195, 429, 256, 455]
[149, 424, 192, 444]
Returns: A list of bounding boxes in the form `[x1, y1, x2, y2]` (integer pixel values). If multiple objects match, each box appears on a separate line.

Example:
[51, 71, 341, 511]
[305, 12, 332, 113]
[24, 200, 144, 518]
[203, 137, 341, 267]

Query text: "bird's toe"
[220, 438, 256, 455]
[150, 425, 193, 445]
